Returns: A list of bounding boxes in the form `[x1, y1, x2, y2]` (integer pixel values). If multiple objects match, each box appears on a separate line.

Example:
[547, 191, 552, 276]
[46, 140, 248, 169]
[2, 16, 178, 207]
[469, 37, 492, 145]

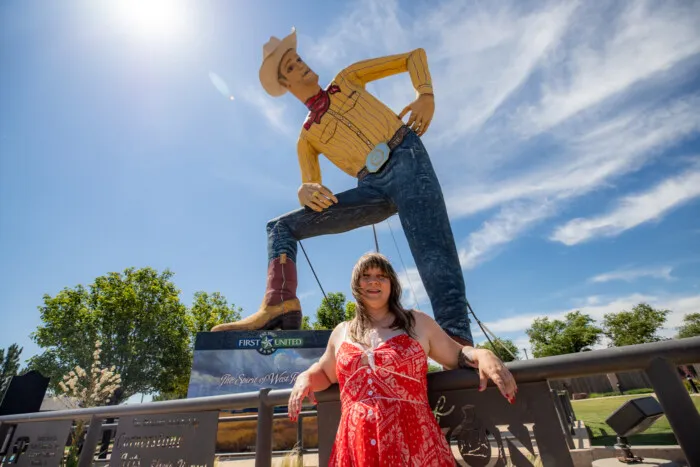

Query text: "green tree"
[0, 344, 23, 400]
[677, 313, 700, 339]
[314, 292, 350, 330]
[300, 298, 355, 330]
[152, 290, 243, 401]
[301, 315, 313, 330]
[188, 291, 242, 337]
[603, 303, 670, 347]
[27, 267, 191, 403]
[477, 338, 519, 362]
[526, 311, 602, 358]
[345, 301, 357, 321]
[0, 343, 23, 380]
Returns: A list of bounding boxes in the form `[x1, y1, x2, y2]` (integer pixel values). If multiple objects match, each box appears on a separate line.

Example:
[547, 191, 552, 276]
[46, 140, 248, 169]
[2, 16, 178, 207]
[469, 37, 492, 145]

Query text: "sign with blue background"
[187, 330, 332, 398]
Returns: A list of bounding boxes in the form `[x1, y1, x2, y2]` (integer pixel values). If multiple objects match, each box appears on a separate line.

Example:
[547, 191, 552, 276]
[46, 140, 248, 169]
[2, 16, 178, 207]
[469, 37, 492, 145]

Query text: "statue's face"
[278, 49, 319, 90]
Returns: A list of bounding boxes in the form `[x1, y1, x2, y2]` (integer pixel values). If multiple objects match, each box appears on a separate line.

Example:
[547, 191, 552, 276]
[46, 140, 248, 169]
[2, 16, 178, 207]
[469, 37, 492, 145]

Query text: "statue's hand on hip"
[399, 93, 435, 137]
[298, 183, 338, 212]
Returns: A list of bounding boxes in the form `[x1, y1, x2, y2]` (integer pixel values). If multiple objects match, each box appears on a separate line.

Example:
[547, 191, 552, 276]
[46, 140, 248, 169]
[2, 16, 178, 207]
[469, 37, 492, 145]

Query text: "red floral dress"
[329, 329, 455, 466]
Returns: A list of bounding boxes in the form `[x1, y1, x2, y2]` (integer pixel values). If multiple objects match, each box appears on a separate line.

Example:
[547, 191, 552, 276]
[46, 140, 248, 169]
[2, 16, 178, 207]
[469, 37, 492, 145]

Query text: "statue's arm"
[297, 136, 322, 185]
[342, 48, 433, 95]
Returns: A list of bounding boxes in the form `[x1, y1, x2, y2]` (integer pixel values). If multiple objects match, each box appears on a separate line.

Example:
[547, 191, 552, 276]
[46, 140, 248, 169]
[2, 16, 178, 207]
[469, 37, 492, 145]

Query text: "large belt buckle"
[365, 142, 390, 173]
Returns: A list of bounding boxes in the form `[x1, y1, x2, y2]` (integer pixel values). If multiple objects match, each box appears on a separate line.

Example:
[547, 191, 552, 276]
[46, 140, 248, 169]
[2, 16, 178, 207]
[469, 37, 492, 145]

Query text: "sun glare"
[112, 0, 190, 43]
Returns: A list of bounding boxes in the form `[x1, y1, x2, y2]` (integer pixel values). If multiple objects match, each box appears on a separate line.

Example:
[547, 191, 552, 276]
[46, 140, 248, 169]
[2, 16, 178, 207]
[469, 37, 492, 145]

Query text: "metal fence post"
[78, 415, 102, 467]
[255, 388, 273, 467]
[562, 392, 576, 422]
[315, 387, 342, 467]
[550, 389, 575, 449]
[296, 413, 304, 453]
[0, 422, 13, 457]
[645, 357, 700, 465]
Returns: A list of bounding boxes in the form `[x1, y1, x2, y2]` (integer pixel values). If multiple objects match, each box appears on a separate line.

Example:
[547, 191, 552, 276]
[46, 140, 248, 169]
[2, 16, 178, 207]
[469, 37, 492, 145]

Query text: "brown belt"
[356, 126, 411, 180]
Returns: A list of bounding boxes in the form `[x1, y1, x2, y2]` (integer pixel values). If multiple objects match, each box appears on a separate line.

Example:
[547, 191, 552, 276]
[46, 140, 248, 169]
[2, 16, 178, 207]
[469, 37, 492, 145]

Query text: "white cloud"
[478, 292, 700, 340]
[551, 167, 700, 245]
[242, 86, 294, 136]
[589, 266, 674, 283]
[399, 267, 427, 309]
[518, 1, 700, 134]
[302, 0, 409, 72]
[438, 1, 700, 268]
[450, 97, 700, 266]
[425, 1, 578, 143]
[447, 96, 700, 219]
[459, 200, 556, 269]
[297, 290, 317, 300]
[661, 295, 700, 334]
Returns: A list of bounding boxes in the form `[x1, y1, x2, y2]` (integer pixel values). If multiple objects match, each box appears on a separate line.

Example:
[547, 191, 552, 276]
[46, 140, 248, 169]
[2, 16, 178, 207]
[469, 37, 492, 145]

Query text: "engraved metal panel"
[109, 412, 218, 467]
[429, 381, 574, 467]
[0, 420, 72, 467]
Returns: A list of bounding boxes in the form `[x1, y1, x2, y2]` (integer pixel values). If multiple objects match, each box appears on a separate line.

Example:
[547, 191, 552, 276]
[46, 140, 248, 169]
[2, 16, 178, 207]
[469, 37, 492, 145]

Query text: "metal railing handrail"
[1, 337, 698, 424]
[320, 336, 700, 400]
[0, 389, 288, 423]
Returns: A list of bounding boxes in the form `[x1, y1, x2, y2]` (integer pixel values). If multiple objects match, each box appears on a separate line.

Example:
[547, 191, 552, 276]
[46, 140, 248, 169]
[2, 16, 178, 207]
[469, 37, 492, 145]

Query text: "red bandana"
[303, 85, 341, 130]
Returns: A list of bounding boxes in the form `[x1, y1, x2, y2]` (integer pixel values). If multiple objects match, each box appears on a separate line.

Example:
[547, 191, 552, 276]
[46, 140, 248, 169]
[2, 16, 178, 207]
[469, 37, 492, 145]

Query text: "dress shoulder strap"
[343, 321, 349, 342]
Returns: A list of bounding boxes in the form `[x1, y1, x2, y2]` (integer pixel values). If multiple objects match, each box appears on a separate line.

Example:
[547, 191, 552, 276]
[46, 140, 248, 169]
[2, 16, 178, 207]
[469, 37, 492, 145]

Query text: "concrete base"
[571, 420, 591, 449]
[571, 446, 687, 467]
[592, 459, 679, 467]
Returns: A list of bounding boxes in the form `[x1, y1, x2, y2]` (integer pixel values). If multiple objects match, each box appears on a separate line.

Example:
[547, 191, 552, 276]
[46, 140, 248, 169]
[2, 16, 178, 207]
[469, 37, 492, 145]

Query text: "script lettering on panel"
[187, 330, 331, 397]
[110, 412, 218, 467]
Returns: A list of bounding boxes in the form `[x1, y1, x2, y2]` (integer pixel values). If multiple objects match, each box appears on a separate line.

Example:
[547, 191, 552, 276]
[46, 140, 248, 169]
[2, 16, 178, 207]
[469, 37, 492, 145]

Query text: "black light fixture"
[605, 396, 664, 463]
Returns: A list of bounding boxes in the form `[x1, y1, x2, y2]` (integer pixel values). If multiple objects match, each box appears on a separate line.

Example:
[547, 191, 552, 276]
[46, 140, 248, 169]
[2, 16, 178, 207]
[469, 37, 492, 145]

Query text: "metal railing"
[0, 337, 698, 467]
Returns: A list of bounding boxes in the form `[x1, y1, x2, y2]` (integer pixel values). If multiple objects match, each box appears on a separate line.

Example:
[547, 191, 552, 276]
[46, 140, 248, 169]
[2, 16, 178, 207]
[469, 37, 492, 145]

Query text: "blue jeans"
[266, 130, 473, 344]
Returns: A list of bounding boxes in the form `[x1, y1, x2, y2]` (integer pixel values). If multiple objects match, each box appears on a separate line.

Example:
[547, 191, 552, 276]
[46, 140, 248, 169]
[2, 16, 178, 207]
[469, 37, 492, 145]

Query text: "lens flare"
[209, 72, 234, 101]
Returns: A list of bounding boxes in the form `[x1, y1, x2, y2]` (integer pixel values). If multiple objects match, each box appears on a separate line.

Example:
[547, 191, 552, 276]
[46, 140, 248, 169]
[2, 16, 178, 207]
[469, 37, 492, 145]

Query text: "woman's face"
[358, 266, 392, 309]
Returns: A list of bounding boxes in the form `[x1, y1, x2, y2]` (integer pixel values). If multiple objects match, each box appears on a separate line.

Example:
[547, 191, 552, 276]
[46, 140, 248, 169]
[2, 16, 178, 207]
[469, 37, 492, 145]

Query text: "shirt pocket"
[337, 90, 359, 114]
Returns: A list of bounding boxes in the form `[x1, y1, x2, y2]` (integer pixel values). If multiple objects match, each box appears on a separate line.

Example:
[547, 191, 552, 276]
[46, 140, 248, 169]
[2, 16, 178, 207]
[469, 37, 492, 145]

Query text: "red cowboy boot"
[211, 253, 302, 331]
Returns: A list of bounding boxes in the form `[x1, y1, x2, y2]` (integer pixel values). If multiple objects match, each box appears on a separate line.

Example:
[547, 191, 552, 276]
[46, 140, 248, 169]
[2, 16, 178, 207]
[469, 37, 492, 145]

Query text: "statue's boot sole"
[261, 310, 302, 330]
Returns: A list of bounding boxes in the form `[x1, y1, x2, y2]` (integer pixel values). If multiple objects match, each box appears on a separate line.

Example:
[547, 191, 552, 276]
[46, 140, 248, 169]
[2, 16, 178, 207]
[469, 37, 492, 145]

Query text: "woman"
[288, 252, 517, 466]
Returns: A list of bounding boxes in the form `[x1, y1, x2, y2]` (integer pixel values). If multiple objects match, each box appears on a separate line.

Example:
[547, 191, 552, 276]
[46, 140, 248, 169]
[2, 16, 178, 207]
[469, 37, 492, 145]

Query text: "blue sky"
[2, 0, 700, 400]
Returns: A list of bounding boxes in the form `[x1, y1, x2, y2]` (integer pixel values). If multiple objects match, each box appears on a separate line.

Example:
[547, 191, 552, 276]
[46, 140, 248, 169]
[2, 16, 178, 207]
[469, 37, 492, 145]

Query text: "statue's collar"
[303, 85, 342, 130]
[304, 84, 341, 111]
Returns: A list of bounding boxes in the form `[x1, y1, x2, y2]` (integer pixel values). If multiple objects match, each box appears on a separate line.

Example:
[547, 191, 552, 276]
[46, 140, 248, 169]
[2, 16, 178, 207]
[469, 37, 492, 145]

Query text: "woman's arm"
[296, 336, 338, 391]
[415, 311, 518, 403]
[288, 322, 343, 420]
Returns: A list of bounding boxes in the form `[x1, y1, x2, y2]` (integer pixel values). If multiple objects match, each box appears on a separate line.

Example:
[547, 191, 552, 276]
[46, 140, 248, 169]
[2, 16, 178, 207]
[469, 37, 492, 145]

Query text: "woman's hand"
[288, 372, 316, 422]
[470, 348, 518, 404]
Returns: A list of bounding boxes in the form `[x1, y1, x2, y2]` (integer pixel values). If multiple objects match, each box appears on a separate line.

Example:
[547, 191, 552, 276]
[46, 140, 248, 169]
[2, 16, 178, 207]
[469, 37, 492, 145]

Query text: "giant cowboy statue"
[212, 28, 474, 346]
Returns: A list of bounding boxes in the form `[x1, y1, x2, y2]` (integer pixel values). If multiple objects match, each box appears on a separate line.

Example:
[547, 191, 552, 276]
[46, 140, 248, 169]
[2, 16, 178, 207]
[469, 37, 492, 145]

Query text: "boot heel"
[280, 310, 302, 330]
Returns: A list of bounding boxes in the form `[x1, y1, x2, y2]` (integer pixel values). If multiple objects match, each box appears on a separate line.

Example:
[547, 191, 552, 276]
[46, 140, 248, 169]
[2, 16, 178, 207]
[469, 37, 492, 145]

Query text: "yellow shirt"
[297, 48, 433, 184]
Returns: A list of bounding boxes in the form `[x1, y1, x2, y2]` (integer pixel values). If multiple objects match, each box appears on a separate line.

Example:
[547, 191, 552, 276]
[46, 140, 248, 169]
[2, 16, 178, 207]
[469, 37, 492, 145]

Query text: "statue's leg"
[382, 130, 474, 345]
[212, 185, 396, 332]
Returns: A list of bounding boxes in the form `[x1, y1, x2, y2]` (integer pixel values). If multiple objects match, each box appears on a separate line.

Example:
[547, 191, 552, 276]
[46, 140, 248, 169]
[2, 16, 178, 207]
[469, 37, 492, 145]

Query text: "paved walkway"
[573, 392, 699, 402]
[219, 453, 318, 467]
[216, 444, 536, 466]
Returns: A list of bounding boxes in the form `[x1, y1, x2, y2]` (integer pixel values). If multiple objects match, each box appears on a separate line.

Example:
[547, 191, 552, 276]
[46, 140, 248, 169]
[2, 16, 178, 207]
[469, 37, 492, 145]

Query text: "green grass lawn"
[571, 394, 700, 446]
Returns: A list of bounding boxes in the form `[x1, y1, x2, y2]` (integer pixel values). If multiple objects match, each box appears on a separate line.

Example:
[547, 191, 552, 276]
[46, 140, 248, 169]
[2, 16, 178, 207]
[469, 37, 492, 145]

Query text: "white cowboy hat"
[259, 27, 297, 97]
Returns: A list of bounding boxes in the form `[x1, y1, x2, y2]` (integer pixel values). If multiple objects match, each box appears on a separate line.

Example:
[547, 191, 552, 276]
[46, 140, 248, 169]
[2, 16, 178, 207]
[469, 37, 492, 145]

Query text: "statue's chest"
[305, 90, 367, 146]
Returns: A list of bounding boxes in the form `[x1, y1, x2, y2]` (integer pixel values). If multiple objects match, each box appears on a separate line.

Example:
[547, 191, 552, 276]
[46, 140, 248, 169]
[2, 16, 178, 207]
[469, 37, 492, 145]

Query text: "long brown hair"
[348, 252, 416, 344]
